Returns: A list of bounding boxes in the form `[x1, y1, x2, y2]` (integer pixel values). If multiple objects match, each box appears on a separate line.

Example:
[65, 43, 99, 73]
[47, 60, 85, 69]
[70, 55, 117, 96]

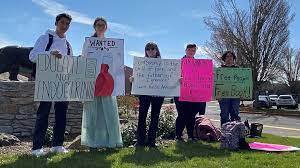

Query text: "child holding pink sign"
[174, 43, 207, 142]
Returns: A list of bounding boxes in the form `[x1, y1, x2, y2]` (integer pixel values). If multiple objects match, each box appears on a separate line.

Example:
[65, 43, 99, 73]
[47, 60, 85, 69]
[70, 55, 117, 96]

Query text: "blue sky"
[1, 0, 299, 67]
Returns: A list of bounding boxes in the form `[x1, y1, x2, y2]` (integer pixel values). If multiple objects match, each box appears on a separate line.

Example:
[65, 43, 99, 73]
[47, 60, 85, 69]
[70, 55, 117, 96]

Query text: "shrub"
[44, 127, 53, 147]
[156, 105, 176, 139]
[117, 96, 139, 119]
[121, 105, 176, 147]
[121, 121, 137, 147]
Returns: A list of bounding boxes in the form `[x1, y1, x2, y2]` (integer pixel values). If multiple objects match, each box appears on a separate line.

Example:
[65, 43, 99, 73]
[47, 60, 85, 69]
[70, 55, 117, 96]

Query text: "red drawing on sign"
[94, 64, 114, 96]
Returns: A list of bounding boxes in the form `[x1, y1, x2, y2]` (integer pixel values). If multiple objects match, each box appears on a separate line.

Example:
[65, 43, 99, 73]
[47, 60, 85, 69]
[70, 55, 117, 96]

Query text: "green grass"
[0, 134, 300, 168]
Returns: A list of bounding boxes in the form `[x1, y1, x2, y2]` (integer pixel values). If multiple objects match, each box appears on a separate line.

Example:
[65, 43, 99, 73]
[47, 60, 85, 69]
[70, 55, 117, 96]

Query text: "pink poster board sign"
[179, 58, 213, 102]
[249, 142, 300, 152]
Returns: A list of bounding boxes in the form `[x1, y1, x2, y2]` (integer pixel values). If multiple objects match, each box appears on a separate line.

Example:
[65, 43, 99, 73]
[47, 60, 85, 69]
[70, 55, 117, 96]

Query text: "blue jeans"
[219, 98, 241, 126]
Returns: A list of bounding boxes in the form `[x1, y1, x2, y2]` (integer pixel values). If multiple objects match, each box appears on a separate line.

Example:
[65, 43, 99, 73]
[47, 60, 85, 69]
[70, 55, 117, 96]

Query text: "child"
[174, 44, 206, 141]
[218, 51, 241, 125]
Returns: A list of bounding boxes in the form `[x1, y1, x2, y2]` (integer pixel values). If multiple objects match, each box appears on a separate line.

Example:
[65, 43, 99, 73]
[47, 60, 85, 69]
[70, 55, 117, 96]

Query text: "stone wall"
[0, 81, 83, 137]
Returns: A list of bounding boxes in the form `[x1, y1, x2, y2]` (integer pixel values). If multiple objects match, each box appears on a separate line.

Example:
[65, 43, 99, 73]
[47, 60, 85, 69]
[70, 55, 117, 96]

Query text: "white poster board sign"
[34, 54, 97, 101]
[131, 57, 181, 96]
[82, 37, 125, 96]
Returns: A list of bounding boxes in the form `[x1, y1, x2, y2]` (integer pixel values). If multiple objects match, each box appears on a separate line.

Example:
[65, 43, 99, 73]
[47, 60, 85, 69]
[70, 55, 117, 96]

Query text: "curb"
[240, 111, 300, 117]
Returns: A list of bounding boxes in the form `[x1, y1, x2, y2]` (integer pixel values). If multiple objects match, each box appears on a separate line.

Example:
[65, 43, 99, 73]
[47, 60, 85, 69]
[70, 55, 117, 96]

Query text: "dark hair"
[185, 43, 197, 50]
[145, 42, 161, 58]
[55, 13, 72, 24]
[93, 17, 108, 37]
[221, 51, 236, 61]
[93, 17, 107, 28]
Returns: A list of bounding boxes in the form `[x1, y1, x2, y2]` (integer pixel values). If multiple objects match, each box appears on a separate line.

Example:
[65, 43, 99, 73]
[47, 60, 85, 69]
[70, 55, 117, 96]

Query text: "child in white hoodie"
[29, 13, 73, 157]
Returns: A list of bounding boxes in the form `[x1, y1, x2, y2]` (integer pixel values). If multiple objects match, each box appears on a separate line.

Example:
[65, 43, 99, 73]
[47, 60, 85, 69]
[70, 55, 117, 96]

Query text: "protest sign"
[34, 54, 97, 101]
[214, 68, 252, 99]
[131, 57, 181, 96]
[179, 58, 213, 102]
[83, 37, 125, 96]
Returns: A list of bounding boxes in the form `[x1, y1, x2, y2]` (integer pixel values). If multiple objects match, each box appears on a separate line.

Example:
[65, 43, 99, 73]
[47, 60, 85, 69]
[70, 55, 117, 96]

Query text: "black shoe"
[134, 142, 145, 148]
[147, 142, 159, 148]
[187, 138, 197, 143]
[175, 137, 184, 142]
[89, 147, 98, 152]
[148, 143, 159, 148]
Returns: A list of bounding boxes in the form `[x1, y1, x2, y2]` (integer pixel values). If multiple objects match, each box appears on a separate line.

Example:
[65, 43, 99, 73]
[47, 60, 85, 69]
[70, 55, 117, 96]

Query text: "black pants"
[174, 97, 206, 139]
[136, 96, 164, 146]
[32, 101, 68, 150]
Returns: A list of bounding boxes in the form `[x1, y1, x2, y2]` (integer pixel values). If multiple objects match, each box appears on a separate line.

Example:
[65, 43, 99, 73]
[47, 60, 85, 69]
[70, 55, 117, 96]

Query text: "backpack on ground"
[244, 120, 263, 138]
[194, 115, 221, 142]
[220, 121, 250, 150]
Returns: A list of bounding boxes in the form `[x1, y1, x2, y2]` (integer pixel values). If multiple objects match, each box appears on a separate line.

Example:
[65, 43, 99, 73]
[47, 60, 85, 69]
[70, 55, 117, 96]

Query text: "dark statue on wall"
[0, 46, 34, 81]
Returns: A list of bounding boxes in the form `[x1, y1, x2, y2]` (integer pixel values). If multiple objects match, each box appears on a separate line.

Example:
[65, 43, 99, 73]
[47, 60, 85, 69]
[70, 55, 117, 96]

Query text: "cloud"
[0, 39, 13, 48]
[32, 0, 93, 24]
[128, 51, 144, 57]
[0, 35, 18, 48]
[32, 0, 166, 37]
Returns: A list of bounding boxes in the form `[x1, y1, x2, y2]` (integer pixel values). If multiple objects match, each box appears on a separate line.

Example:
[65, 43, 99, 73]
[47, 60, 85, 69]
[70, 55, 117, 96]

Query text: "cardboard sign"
[34, 54, 97, 101]
[214, 68, 252, 99]
[179, 58, 213, 102]
[82, 37, 125, 96]
[131, 57, 181, 96]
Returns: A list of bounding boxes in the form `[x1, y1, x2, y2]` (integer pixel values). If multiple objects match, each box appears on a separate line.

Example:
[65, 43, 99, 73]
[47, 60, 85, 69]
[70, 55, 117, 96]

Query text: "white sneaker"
[51, 146, 69, 154]
[32, 148, 47, 157]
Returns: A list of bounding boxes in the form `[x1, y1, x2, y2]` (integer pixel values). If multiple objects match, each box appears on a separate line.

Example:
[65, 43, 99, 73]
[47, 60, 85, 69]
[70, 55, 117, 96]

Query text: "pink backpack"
[194, 115, 221, 142]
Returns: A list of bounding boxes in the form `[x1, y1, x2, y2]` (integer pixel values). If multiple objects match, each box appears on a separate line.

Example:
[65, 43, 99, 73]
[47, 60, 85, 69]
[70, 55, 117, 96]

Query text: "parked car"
[253, 95, 272, 108]
[269, 95, 278, 106]
[276, 95, 298, 109]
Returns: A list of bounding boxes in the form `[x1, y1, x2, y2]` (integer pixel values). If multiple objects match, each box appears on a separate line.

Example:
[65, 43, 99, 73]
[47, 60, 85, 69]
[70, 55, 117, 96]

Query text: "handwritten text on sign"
[214, 68, 252, 99]
[83, 37, 125, 96]
[131, 57, 181, 96]
[34, 54, 97, 101]
[179, 58, 213, 102]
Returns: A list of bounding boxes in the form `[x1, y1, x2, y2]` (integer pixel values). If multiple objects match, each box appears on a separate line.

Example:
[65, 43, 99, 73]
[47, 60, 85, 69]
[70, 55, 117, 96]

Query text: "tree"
[278, 48, 300, 93]
[204, 0, 294, 93]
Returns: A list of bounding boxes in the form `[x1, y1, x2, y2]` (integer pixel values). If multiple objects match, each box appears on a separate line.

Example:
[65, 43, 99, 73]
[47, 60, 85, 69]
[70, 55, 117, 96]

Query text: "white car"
[269, 95, 278, 106]
[276, 95, 298, 109]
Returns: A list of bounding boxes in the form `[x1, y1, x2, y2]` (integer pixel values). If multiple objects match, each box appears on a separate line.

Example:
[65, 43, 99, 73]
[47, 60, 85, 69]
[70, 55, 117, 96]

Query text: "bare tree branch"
[204, 0, 294, 91]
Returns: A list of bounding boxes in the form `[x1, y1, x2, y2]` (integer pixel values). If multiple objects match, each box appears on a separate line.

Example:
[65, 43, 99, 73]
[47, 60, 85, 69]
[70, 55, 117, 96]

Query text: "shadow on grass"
[173, 141, 232, 157]
[121, 141, 232, 166]
[1, 154, 49, 168]
[3, 135, 298, 168]
[0, 150, 116, 168]
[121, 147, 179, 166]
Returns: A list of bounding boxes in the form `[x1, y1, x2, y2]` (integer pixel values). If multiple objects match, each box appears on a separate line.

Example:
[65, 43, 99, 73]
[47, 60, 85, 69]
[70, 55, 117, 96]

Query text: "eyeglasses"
[95, 24, 106, 28]
[146, 47, 156, 51]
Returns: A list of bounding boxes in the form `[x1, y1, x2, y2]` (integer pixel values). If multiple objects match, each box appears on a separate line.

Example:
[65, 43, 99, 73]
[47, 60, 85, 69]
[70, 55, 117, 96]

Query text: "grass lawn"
[0, 134, 299, 168]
